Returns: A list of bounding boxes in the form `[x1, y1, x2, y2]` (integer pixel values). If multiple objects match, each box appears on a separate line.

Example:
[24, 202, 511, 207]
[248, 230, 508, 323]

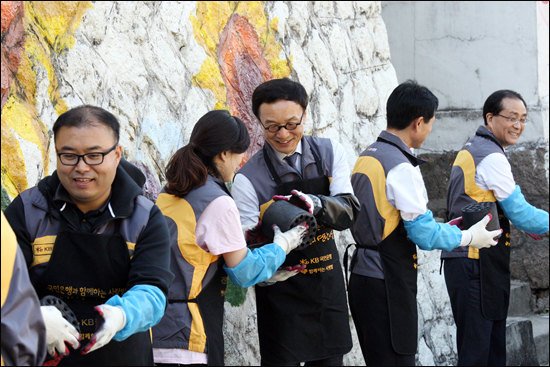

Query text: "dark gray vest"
[350, 131, 418, 278]
[442, 125, 504, 260]
[153, 176, 229, 360]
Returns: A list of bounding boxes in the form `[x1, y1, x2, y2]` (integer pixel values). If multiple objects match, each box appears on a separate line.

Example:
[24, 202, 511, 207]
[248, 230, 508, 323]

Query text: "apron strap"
[344, 244, 354, 290]
[344, 243, 378, 290]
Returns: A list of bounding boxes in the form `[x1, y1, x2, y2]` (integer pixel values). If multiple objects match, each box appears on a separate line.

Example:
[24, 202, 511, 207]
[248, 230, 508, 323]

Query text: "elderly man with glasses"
[441, 90, 549, 366]
[4, 105, 173, 366]
[231, 78, 360, 366]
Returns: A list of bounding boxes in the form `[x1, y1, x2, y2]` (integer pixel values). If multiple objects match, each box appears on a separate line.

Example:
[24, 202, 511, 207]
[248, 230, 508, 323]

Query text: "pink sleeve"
[195, 196, 247, 256]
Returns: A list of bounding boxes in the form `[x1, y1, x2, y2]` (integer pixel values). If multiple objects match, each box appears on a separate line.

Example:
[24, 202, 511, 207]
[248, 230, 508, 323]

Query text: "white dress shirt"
[475, 152, 516, 201]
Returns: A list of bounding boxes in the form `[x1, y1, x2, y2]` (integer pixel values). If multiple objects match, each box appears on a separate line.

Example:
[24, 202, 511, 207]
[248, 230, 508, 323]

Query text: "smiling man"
[348, 80, 501, 366]
[441, 90, 549, 365]
[4, 105, 173, 365]
[232, 78, 360, 366]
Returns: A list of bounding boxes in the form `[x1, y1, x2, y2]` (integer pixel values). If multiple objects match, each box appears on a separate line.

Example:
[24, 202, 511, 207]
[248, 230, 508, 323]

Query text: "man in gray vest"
[348, 80, 501, 365]
[442, 90, 549, 365]
[232, 78, 360, 366]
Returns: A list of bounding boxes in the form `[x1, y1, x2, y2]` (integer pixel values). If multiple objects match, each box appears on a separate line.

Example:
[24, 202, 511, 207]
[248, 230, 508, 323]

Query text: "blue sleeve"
[106, 284, 166, 341]
[499, 185, 549, 235]
[223, 244, 286, 288]
[403, 210, 463, 252]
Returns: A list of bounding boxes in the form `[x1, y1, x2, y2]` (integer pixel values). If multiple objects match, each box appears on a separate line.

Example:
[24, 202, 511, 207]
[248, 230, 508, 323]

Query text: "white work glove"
[40, 305, 80, 357]
[459, 214, 503, 249]
[273, 223, 309, 254]
[80, 304, 126, 355]
[258, 264, 307, 286]
[273, 189, 322, 216]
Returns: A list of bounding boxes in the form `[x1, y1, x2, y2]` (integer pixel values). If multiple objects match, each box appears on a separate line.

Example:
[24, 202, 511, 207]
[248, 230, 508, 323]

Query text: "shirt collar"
[273, 140, 303, 161]
[379, 130, 426, 166]
[475, 125, 506, 152]
[380, 130, 415, 155]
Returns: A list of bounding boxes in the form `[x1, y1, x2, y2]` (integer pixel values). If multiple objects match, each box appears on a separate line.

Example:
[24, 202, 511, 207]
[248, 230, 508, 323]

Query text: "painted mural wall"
[2, 1, 461, 365]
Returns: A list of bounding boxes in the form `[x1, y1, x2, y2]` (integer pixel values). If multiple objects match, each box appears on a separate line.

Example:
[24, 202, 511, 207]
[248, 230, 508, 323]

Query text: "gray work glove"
[459, 214, 503, 249]
[272, 223, 309, 254]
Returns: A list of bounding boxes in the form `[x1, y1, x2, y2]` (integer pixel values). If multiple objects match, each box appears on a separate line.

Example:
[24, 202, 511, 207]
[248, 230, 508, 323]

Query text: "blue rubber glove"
[499, 185, 549, 235]
[224, 244, 286, 288]
[404, 210, 463, 252]
[103, 284, 166, 341]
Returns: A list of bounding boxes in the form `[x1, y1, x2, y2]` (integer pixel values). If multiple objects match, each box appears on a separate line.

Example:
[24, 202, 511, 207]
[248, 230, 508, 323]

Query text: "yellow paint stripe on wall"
[2, 96, 43, 150]
[191, 55, 228, 108]
[1, 120, 28, 198]
[190, 1, 291, 109]
[1, 1, 93, 200]
[27, 1, 93, 53]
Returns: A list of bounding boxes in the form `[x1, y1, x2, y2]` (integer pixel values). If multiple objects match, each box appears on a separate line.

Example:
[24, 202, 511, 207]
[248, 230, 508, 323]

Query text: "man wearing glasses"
[4, 105, 173, 365]
[441, 90, 549, 365]
[232, 78, 360, 366]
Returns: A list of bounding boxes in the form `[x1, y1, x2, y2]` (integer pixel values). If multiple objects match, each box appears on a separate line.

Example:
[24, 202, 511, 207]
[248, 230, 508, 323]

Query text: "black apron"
[255, 146, 352, 364]
[34, 222, 153, 366]
[472, 131, 512, 321]
[479, 203, 511, 320]
[169, 257, 228, 366]
[347, 221, 418, 355]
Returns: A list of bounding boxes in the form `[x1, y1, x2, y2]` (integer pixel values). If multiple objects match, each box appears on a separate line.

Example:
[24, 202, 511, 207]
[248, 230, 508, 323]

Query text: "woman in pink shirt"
[152, 110, 307, 366]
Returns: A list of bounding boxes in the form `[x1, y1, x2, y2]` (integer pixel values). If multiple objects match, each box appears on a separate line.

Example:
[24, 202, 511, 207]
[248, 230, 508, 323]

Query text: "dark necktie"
[284, 153, 299, 171]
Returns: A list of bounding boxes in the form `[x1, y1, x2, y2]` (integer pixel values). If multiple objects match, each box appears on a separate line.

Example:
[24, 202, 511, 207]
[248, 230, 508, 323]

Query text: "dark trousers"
[348, 273, 415, 366]
[444, 258, 506, 366]
[261, 355, 343, 366]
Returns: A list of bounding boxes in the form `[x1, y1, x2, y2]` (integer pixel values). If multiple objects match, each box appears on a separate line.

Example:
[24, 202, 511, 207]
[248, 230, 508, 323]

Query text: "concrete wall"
[381, 1, 549, 160]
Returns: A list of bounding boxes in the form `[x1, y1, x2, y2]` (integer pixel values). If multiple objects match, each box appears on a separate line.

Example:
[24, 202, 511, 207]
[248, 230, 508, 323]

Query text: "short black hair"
[252, 78, 308, 120]
[53, 105, 120, 142]
[482, 90, 526, 125]
[386, 80, 439, 130]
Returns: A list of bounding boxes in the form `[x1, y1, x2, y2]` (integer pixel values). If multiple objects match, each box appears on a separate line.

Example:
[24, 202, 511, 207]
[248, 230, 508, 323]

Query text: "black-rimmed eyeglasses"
[57, 143, 118, 166]
[260, 110, 305, 133]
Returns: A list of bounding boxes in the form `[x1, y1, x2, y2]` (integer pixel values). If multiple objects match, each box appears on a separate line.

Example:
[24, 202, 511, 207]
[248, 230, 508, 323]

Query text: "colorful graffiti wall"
[1, 1, 399, 365]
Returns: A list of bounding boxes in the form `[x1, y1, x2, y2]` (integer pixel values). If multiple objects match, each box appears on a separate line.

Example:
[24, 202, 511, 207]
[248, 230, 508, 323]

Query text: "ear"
[219, 150, 230, 162]
[115, 144, 122, 165]
[411, 116, 424, 132]
[486, 113, 495, 130]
